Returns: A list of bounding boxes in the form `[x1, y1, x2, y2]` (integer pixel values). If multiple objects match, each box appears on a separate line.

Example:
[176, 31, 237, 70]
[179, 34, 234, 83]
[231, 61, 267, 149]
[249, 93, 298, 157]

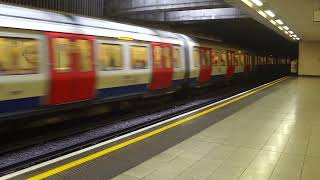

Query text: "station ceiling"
[105, 0, 298, 57]
[265, 0, 320, 42]
[226, 0, 320, 42]
[0, 0, 298, 57]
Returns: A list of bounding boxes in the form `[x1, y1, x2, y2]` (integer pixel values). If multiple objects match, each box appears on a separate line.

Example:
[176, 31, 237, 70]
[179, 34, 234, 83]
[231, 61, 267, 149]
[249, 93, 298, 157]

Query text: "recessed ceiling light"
[251, 0, 263, 6]
[241, 0, 254, 7]
[289, 31, 294, 34]
[258, 10, 267, 18]
[296, 37, 300, 40]
[278, 26, 284, 30]
[289, 35, 293, 37]
[265, 10, 276, 17]
[275, 19, 284, 25]
[284, 31, 289, 34]
[283, 26, 289, 30]
[270, 20, 277, 25]
[293, 35, 297, 37]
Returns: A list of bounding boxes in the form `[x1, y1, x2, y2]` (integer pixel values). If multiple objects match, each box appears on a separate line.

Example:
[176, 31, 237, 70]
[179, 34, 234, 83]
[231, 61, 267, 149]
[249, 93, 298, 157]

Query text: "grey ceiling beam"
[105, 0, 231, 15]
[130, 7, 248, 21]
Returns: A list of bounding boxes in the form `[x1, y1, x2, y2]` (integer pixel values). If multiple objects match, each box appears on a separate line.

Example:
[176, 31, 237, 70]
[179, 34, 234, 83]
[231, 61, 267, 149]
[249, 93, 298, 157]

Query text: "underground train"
[0, 4, 291, 115]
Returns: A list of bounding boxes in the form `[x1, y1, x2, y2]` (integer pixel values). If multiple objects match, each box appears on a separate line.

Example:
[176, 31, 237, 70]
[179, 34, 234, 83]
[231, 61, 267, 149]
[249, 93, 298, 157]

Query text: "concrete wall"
[299, 41, 320, 76]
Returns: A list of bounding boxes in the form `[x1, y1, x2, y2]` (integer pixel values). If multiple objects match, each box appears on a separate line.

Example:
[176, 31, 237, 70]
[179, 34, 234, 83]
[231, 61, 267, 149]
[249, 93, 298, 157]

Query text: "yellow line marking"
[27, 77, 288, 180]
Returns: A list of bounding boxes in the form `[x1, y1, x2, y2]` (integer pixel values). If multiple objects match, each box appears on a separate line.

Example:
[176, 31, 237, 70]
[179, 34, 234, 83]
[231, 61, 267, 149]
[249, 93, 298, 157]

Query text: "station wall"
[299, 41, 320, 76]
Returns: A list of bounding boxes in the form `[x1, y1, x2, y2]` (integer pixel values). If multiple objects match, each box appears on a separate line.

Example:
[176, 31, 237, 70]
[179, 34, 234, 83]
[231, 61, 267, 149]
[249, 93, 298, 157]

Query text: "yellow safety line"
[27, 77, 288, 180]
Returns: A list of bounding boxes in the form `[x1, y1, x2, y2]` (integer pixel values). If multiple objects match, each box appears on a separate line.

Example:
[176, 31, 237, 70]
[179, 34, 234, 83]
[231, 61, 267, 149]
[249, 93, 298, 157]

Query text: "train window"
[235, 54, 240, 66]
[221, 53, 227, 66]
[130, 46, 148, 69]
[0, 37, 39, 75]
[240, 54, 244, 65]
[163, 46, 172, 68]
[211, 52, 219, 66]
[204, 50, 211, 66]
[52, 37, 71, 72]
[244, 54, 247, 65]
[199, 49, 210, 66]
[99, 43, 123, 71]
[246, 55, 248, 65]
[76, 39, 93, 72]
[227, 52, 232, 66]
[193, 48, 200, 67]
[153, 46, 162, 68]
[173, 47, 181, 68]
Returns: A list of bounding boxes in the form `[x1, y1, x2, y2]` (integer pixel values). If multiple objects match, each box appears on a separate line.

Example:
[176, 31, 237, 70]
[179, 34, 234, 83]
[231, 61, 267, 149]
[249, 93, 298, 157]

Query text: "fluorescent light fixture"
[296, 37, 300, 40]
[275, 19, 284, 25]
[265, 10, 276, 17]
[289, 35, 293, 37]
[270, 20, 277, 25]
[293, 34, 297, 37]
[251, 0, 263, 6]
[278, 26, 284, 30]
[258, 10, 267, 18]
[241, 0, 253, 7]
[288, 31, 294, 34]
[283, 26, 289, 30]
[284, 31, 289, 34]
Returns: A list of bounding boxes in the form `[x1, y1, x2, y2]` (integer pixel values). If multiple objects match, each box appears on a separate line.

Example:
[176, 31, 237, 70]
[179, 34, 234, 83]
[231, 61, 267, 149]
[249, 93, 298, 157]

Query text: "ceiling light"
[283, 26, 289, 30]
[241, 0, 254, 7]
[284, 31, 289, 34]
[270, 20, 277, 25]
[296, 37, 300, 40]
[278, 26, 284, 30]
[289, 35, 293, 37]
[251, 0, 263, 6]
[275, 19, 284, 25]
[265, 10, 276, 17]
[293, 34, 297, 37]
[258, 10, 267, 18]
[289, 31, 294, 34]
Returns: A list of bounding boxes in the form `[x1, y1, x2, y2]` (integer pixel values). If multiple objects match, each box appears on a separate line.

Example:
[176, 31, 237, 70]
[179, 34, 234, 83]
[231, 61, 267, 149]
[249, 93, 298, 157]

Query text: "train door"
[226, 51, 235, 78]
[244, 53, 250, 74]
[46, 32, 96, 105]
[198, 48, 212, 82]
[150, 42, 174, 90]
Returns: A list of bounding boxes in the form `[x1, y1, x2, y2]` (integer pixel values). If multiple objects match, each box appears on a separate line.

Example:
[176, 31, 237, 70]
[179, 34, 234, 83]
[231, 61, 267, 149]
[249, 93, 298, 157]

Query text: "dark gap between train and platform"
[0, 77, 287, 176]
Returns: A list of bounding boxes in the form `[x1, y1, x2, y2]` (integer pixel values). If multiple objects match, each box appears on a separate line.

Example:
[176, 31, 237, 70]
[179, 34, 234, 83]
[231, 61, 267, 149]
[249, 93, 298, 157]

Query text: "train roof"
[0, 4, 188, 45]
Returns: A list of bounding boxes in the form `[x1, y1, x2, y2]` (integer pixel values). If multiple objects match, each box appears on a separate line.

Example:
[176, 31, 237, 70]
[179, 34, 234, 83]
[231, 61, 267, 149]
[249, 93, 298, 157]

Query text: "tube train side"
[0, 4, 291, 115]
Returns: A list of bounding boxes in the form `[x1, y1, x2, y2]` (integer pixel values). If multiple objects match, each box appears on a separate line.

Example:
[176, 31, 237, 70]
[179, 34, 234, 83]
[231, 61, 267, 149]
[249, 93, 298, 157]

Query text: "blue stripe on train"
[98, 84, 148, 99]
[211, 74, 226, 82]
[188, 78, 198, 86]
[234, 72, 245, 80]
[0, 97, 40, 113]
[172, 79, 185, 87]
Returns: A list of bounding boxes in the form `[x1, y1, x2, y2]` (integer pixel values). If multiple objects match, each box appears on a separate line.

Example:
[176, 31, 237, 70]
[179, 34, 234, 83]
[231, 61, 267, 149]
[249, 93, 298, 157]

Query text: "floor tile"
[124, 164, 154, 178]
[112, 174, 141, 180]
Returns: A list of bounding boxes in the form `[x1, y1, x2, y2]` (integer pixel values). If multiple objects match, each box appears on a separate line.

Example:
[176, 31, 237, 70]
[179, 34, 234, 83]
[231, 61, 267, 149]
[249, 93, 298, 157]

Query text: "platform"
[8, 77, 320, 180]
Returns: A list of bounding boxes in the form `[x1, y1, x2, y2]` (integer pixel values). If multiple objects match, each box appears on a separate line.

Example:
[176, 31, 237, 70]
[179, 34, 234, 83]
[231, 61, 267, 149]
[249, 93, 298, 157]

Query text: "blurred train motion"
[0, 4, 293, 115]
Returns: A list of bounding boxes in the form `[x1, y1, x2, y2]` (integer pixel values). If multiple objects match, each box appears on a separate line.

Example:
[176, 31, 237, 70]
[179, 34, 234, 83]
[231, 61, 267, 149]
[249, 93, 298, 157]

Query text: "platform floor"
[13, 77, 320, 180]
[112, 77, 320, 180]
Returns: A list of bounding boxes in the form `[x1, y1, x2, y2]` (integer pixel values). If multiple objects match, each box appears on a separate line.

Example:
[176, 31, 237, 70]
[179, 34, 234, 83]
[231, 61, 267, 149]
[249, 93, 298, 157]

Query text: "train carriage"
[0, 4, 288, 115]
